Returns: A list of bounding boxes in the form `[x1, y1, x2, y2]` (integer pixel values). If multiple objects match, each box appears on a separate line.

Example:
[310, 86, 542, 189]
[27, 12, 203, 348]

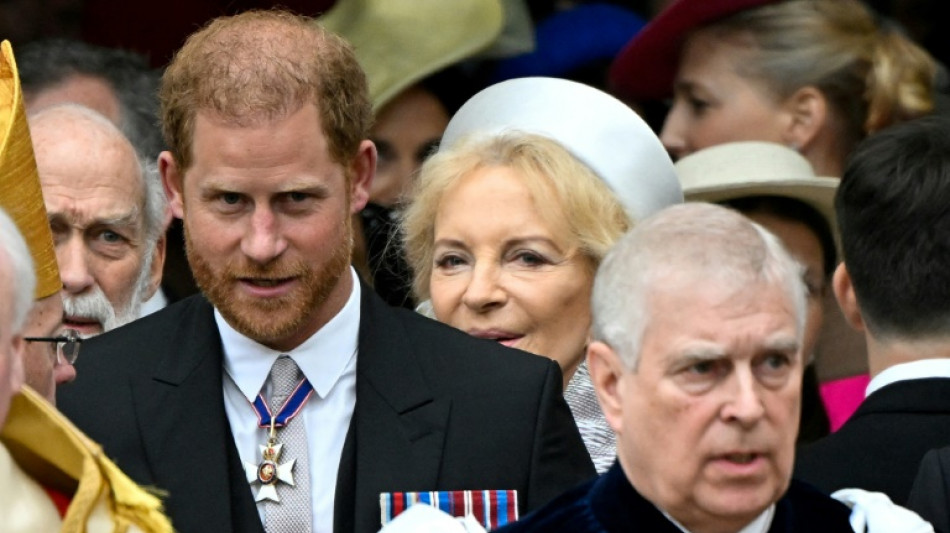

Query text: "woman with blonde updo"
[403, 133, 630, 320]
[402, 77, 682, 472]
[611, 0, 936, 177]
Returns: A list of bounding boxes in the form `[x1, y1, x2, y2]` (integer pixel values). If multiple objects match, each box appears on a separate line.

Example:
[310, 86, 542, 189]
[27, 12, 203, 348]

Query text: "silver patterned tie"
[264, 355, 313, 533]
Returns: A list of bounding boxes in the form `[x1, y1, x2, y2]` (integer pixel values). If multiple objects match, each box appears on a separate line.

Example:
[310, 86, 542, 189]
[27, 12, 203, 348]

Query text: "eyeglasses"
[25, 329, 83, 365]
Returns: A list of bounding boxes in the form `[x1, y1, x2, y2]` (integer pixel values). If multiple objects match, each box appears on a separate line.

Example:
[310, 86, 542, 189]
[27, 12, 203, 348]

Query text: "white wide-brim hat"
[675, 141, 838, 235]
[439, 76, 683, 220]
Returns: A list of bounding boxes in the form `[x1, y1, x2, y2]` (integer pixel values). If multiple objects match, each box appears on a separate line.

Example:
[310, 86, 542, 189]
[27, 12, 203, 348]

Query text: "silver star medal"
[245, 423, 297, 502]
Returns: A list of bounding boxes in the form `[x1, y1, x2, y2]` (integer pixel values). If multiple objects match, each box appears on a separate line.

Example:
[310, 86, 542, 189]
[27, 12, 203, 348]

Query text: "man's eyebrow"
[762, 336, 800, 354]
[276, 183, 332, 198]
[672, 347, 726, 365]
[95, 211, 140, 227]
[48, 210, 141, 228]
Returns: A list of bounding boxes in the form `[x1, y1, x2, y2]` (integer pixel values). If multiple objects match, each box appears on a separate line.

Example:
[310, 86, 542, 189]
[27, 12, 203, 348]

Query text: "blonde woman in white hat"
[320, 0, 510, 308]
[675, 141, 852, 441]
[401, 77, 682, 473]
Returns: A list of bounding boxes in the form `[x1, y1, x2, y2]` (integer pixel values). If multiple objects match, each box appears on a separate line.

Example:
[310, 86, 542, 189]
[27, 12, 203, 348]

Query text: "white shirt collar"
[217, 268, 361, 401]
[662, 505, 774, 533]
[866, 358, 950, 398]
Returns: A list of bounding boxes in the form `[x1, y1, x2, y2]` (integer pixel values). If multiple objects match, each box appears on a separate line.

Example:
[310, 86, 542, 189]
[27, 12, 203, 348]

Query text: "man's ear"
[349, 140, 376, 214]
[143, 233, 167, 302]
[587, 341, 627, 435]
[10, 334, 25, 394]
[159, 151, 185, 219]
[781, 85, 827, 152]
[832, 263, 865, 332]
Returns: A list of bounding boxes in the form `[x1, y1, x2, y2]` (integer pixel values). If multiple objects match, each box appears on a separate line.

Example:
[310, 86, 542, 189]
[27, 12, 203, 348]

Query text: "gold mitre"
[0, 40, 60, 299]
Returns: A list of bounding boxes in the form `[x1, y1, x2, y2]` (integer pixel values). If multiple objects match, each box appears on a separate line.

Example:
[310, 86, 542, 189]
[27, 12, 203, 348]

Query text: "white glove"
[378, 504, 489, 533]
[832, 488, 934, 533]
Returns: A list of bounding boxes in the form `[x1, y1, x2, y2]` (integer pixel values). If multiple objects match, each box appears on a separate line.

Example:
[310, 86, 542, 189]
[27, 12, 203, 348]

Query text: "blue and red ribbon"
[251, 377, 315, 428]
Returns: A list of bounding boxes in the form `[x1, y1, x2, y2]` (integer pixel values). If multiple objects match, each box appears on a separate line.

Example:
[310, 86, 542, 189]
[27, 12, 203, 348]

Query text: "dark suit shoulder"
[794, 377, 950, 504]
[72, 294, 213, 374]
[496, 475, 853, 533]
[775, 480, 853, 532]
[58, 294, 217, 446]
[494, 479, 601, 532]
[908, 446, 950, 533]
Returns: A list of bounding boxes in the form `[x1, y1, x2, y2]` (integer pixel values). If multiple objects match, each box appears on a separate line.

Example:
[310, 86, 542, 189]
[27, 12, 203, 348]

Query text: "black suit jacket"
[496, 462, 854, 532]
[794, 377, 950, 504]
[907, 446, 950, 533]
[59, 288, 595, 533]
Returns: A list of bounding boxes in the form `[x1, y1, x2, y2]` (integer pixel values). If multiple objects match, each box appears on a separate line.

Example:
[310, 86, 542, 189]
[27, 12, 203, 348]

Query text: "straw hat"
[440, 76, 683, 221]
[319, 0, 506, 112]
[0, 40, 60, 299]
[608, 0, 780, 102]
[674, 141, 838, 234]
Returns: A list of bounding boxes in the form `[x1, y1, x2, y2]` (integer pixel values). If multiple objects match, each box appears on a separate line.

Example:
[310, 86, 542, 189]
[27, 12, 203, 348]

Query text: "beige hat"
[319, 0, 506, 112]
[440, 76, 683, 220]
[674, 141, 838, 234]
[0, 40, 60, 300]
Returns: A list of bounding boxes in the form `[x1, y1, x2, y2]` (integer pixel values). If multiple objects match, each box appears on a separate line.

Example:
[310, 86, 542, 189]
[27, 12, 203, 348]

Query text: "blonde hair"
[703, 0, 934, 148]
[161, 9, 372, 172]
[401, 132, 631, 301]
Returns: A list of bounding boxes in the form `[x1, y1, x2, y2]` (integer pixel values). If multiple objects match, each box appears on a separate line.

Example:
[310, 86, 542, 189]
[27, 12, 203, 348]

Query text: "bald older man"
[30, 104, 167, 337]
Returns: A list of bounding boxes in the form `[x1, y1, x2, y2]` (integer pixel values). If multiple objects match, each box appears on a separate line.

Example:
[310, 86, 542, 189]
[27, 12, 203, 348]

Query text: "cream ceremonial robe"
[0, 386, 173, 533]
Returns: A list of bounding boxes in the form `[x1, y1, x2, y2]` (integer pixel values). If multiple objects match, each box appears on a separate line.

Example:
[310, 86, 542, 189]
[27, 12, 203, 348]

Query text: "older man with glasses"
[0, 205, 171, 531]
[25, 329, 82, 367]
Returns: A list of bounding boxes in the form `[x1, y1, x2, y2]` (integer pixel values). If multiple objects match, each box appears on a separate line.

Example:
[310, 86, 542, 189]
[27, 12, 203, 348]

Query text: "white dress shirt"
[865, 358, 950, 398]
[220, 268, 361, 533]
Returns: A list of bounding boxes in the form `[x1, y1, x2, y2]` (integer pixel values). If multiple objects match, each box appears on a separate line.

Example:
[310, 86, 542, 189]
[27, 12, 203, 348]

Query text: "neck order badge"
[244, 374, 315, 503]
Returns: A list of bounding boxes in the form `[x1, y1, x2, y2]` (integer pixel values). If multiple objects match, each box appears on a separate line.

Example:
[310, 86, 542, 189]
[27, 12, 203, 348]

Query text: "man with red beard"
[58, 9, 594, 533]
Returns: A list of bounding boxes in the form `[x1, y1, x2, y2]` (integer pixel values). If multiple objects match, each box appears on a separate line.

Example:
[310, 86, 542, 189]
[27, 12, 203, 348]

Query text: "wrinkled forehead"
[31, 107, 143, 184]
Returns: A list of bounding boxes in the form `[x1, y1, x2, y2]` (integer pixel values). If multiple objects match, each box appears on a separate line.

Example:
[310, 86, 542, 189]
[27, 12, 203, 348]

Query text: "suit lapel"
[340, 286, 450, 533]
[131, 297, 262, 533]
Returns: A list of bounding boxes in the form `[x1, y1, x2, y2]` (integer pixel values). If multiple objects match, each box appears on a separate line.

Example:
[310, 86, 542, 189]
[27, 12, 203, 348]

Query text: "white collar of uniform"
[217, 267, 362, 401]
[866, 358, 950, 398]
[662, 505, 774, 533]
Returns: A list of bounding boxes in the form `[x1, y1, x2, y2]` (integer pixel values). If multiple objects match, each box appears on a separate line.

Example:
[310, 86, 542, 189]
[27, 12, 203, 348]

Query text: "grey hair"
[591, 202, 807, 368]
[0, 208, 36, 333]
[141, 158, 167, 247]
